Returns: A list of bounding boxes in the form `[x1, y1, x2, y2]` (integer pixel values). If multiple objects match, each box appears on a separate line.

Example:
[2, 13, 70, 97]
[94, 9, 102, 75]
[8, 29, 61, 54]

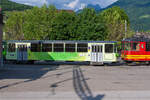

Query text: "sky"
[11, 0, 118, 10]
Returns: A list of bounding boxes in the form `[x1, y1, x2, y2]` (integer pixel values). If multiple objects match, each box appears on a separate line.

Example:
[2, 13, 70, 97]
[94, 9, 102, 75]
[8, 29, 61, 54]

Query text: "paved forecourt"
[0, 63, 150, 100]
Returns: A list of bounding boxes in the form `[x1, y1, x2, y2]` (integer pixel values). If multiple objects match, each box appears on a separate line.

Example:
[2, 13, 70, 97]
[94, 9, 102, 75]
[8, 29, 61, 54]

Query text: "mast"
[0, 7, 3, 67]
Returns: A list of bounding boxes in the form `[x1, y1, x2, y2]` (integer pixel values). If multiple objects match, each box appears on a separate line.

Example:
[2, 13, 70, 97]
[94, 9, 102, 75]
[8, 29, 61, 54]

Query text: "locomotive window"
[8, 43, 16, 52]
[105, 44, 113, 53]
[42, 43, 52, 52]
[54, 43, 64, 52]
[31, 43, 41, 52]
[132, 43, 140, 51]
[124, 42, 131, 50]
[65, 43, 75, 52]
[77, 43, 88, 52]
[121, 42, 124, 50]
[146, 42, 150, 51]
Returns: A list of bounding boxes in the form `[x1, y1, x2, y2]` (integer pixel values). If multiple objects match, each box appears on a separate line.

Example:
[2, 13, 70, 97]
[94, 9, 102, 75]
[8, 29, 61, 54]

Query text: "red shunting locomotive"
[121, 36, 150, 63]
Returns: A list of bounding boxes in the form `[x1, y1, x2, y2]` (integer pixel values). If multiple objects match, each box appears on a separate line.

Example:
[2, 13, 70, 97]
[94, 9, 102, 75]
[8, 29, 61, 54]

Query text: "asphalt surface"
[0, 63, 150, 100]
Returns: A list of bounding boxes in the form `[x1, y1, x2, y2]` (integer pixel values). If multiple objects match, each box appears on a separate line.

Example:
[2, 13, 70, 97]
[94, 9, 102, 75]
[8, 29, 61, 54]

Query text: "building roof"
[56, 10, 74, 13]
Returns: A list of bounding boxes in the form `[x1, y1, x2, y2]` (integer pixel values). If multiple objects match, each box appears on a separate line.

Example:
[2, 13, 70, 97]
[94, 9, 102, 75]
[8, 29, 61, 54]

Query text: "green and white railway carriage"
[5, 40, 117, 65]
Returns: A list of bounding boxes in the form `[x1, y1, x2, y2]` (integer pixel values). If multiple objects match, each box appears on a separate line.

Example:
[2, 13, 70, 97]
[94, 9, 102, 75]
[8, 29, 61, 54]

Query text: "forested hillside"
[0, 0, 32, 12]
[107, 0, 150, 31]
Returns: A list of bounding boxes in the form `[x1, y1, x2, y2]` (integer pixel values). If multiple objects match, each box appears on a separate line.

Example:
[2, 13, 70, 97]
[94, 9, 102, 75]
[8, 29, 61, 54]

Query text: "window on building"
[146, 42, 150, 51]
[42, 43, 52, 52]
[8, 43, 16, 52]
[31, 43, 41, 52]
[105, 44, 113, 53]
[65, 43, 76, 52]
[54, 43, 64, 52]
[77, 43, 88, 52]
[132, 42, 140, 51]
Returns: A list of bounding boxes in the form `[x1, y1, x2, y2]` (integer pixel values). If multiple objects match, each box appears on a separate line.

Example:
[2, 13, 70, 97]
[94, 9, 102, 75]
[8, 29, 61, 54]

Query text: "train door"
[91, 44, 103, 63]
[17, 44, 28, 61]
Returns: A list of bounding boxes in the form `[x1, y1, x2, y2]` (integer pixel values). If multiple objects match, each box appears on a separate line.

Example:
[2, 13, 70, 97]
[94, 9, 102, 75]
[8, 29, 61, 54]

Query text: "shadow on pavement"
[34, 61, 90, 66]
[73, 66, 105, 100]
[49, 68, 86, 95]
[0, 64, 59, 90]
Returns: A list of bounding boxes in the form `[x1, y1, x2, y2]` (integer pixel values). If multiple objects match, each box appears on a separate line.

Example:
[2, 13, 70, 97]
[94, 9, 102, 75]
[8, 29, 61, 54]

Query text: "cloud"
[79, 3, 86, 9]
[11, 0, 118, 10]
[66, 0, 80, 9]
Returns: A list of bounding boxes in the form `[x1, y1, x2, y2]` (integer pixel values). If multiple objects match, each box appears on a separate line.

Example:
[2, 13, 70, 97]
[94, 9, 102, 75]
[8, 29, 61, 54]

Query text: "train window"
[54, 43, 64, 52]
[132, 43, 140, 51]
[105, 44, 113, 53]
[19, 45, 27, 51]
[8, 43, 16, 52]
[146, 42, 150, 51]
[124, 42, 131, 50]
[114, 44, 117, 53]
[2, 45, 4, 51]
[31, 43, 41, 52]
[92, 45, 102, 53]
[65, 43, 75, 52]
[77, 43, 88, 52]
[42, 43, 52, 52]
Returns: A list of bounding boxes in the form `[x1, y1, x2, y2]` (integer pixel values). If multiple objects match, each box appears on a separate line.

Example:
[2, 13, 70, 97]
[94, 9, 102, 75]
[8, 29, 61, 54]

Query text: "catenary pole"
[0, 7, 3, 67]
[125, 20, 127, 39]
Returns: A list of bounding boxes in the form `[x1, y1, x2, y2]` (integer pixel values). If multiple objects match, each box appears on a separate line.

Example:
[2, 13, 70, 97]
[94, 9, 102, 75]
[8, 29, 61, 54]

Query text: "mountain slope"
[0, 0, 32, 12]
[107, 0, 150, 31]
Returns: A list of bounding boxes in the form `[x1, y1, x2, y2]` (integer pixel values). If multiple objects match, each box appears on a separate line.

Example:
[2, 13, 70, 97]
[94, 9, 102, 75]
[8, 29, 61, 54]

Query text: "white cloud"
[79, 3, 86, 9]
[66, 0, 80, 9]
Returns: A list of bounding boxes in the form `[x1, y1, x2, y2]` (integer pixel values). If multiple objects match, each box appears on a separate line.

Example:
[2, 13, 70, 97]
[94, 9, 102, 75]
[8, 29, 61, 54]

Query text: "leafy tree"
[51, 10, 77, 40]
[4, 11, 25, 40]
[23, 5, 57, 40]
[76, 8, 108, 40]
[100, 6, 130, 41]
[5, 5, 130, 41]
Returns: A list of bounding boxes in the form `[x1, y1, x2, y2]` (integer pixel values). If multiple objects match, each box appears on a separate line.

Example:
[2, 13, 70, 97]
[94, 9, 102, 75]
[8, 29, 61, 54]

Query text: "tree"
[4, 11, 25, 40]
[76, 8, 108, 41]
[100, 6, 130, 41]
[23, 5, 57, 40]
[51, 10, 77, 40]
